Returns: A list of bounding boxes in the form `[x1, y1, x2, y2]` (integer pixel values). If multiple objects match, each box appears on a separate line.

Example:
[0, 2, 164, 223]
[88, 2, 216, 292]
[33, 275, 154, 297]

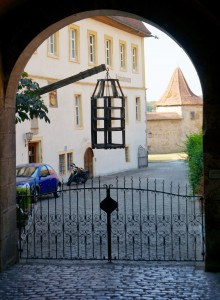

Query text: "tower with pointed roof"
[146, 67, 203, 154]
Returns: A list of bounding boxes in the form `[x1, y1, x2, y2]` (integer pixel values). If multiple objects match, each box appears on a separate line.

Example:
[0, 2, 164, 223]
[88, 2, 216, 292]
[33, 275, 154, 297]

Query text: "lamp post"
[24, 132, 33, 147]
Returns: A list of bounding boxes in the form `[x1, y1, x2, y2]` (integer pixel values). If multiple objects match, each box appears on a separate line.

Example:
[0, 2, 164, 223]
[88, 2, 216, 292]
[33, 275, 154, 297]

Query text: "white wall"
[16, 18, 148, 180]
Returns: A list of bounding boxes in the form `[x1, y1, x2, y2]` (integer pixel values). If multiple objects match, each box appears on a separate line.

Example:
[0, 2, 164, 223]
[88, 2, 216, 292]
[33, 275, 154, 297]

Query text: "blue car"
[16, 163, 62, 201]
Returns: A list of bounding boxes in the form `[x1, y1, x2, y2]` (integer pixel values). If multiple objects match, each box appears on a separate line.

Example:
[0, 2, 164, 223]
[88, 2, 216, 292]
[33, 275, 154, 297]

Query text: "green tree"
[16, 72, 50, 124]
[146, 101, 157, 112]
[183, 130, 203, 194]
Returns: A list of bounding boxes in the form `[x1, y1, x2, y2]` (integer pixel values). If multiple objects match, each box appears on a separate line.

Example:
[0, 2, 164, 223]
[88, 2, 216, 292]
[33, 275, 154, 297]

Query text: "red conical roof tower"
[156, 67, 202, 107]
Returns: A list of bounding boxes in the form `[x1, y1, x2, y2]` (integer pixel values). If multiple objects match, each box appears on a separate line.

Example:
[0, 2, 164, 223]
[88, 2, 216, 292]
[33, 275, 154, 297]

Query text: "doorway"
[84, 148, 94, 177]
[28, 143, 37, 163]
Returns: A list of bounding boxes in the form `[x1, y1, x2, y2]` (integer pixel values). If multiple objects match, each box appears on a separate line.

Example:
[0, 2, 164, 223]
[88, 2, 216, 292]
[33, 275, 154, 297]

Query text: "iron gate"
[17, 176, 205, 262]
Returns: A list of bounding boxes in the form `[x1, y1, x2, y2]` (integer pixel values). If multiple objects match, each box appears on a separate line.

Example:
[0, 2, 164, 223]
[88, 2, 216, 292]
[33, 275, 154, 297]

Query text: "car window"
[40, 165, 50, 176]
[47, 165, 55, 175]
[16, 166, 38, 177]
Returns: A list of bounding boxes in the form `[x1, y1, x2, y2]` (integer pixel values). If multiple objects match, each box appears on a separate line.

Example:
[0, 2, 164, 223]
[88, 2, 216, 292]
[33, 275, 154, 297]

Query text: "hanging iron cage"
[91, 69, 125, 149]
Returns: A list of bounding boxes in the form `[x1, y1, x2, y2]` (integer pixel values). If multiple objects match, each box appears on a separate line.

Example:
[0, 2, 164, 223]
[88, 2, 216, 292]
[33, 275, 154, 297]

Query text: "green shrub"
[16, 186, 32, 211]
[183, 131, 203, 194]
[16, 186, 32, 228]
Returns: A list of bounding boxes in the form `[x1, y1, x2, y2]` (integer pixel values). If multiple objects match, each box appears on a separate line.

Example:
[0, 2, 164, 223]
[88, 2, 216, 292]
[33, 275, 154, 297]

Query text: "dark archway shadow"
[0, 1, 219, 273]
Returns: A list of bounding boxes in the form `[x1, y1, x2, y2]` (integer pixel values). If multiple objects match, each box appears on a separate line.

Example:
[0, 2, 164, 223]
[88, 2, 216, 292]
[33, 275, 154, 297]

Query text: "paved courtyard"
[0, 260, 220, 299]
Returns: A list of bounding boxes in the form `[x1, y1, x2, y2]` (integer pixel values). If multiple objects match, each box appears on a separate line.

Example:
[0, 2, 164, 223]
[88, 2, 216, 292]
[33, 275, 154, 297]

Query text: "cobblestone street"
[1, 159, 220, 299]
[0, 260, 220, 299]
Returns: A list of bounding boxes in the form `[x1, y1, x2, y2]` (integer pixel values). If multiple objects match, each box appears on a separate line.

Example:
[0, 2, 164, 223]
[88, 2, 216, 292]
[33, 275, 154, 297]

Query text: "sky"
[144, 23, 202, 102]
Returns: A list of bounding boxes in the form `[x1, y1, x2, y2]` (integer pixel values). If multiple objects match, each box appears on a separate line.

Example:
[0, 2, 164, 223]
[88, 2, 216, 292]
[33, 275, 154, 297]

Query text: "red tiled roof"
[93, 16, 152, 38]
[156, 67, 203, 106]
[109, 16, 152, 37]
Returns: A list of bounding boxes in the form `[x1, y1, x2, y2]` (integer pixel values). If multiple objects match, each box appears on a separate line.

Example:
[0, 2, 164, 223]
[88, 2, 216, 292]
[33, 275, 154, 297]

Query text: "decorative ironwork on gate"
[17, 176, 205, 262]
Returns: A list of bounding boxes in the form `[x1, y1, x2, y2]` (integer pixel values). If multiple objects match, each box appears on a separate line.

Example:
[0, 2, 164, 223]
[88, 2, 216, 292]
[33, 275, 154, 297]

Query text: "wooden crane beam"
[38, 64, 106, 95]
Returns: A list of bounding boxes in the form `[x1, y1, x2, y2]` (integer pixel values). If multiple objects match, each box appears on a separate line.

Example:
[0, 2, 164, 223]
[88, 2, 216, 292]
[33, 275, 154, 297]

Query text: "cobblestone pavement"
[1, 159, 220, 299]
[0, 260, 220, 299]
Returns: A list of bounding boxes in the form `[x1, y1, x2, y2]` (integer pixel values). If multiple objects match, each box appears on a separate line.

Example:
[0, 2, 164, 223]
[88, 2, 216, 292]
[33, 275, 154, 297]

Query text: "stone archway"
[0, 2, 219, 272]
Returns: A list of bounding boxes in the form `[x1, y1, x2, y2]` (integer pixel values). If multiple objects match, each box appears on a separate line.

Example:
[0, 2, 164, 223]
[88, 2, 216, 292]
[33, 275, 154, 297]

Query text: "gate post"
[100, 185, 118, 262]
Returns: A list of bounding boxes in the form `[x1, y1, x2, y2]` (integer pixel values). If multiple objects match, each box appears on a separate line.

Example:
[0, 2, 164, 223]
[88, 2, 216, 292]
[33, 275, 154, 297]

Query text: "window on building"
[132, 45, 138, 72]
[59, 154, 65, 175]
[135, 97, 141, 121]
[59, 152, 74, 176]
[105, 36, 113, 68]
[88, 31, 97, 65]
[31, 117, 38, 134]
[48, 32, 59, 57]
[190, 111, 195, 120]
[69, 25, 79, 62]
[125, 146, 130, 162]
[119, 41, 126, 70]
[67, 152, 73, 172]
[74, 94, 82, 127]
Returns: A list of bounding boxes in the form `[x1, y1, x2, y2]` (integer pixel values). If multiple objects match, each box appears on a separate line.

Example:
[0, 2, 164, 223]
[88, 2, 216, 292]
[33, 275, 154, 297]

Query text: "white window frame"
[105, 35, 113, 68]
[88, 31, 97, 65]
[74, 94, 83, 127]
[47, 32, 59, 57]
[119, 41, 126, 70]
[132, 44, 138, 72]
[48, 35, 55, 54]
[59, 154, 66, 175]
[59, 151, 74, 176]
[135, 97, 141, 121]
[69, 25, 80, 62]
[67, 152, 73, 172]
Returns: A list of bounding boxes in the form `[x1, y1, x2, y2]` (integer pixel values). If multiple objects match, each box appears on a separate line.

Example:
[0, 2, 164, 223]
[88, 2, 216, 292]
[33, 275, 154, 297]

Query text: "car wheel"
[33, 188, 40, 203]
[54, 183, 61, 198]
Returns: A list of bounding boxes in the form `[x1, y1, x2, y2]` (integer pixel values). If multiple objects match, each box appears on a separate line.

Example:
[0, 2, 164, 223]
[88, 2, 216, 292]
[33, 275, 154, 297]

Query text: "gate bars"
[17, 176, 205, 262]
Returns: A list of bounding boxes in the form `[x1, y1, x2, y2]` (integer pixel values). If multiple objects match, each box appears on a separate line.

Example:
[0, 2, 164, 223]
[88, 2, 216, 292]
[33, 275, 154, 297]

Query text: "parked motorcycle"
[67, 163, 89, 186]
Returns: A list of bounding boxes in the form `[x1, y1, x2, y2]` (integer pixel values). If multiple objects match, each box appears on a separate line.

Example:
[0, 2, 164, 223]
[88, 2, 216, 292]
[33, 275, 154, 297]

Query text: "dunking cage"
[91, 69, 125, 149]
